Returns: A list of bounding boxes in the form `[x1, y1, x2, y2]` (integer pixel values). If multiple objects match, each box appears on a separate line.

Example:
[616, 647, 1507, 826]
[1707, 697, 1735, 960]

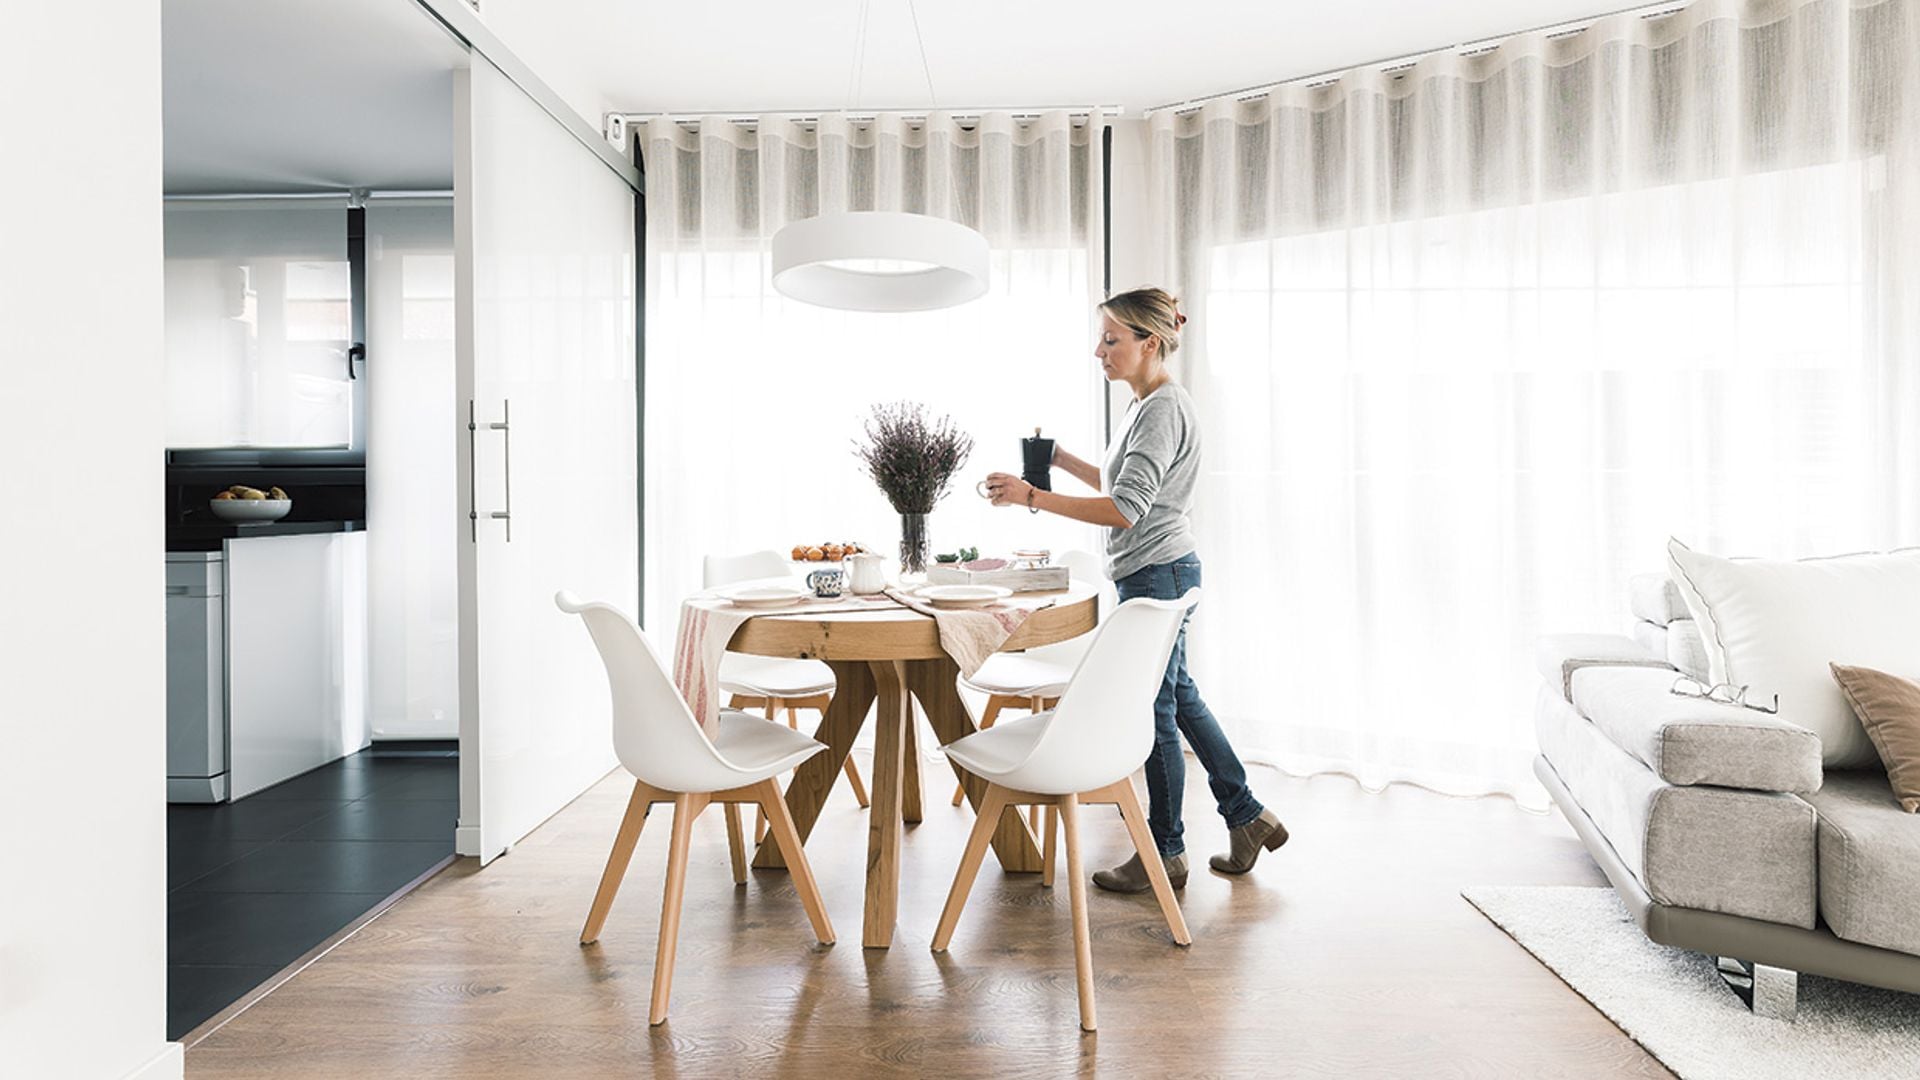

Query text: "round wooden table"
[729, 581, 1099, 948]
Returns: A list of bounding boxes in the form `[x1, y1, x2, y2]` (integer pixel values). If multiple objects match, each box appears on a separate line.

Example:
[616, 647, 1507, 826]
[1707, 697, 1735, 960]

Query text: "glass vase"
[899, 512, 930, 578]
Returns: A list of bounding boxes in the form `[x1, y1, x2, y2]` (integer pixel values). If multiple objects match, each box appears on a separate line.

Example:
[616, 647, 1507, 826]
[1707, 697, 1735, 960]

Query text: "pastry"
[806, 546, 826, 561]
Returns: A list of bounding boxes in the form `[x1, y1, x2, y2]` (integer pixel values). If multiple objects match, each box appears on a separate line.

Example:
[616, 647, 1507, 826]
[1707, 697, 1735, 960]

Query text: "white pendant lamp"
[769, 0, 990, 313]
[772, 210, 989, 312]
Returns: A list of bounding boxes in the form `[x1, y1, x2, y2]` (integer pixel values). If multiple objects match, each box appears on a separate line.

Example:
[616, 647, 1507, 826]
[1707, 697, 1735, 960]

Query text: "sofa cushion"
[1568, 666, 1823, 795]
[1665, 618, 1710, 684]
[1535, 633, 1672, 701]
[1536, 687, 1818, 928]
[1808, 770, 1920, 955]
[1830, 663, 1920, 813]
[1630, 620, 1667, 663]
[1666, 539, 1920, 767]
[1630, 572, 1689, 626]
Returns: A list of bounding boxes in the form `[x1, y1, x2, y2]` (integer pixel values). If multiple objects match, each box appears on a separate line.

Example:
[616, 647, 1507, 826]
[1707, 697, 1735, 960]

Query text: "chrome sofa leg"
[1716, 956, 1798, 1019]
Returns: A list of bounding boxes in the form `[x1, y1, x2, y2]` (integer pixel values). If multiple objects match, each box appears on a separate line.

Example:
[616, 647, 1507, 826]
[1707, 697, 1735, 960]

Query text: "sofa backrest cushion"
[1667, 539, 1920, 768]
[1629, 572, 1690, 627]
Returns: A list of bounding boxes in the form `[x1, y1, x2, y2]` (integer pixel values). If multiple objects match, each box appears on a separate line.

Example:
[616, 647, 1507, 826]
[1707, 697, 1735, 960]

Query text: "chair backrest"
[554, 591, 745, 793]
[1058, 548, 1116, 617]
[704, 549, 792, 589]
[1020, 588, 1200, 792]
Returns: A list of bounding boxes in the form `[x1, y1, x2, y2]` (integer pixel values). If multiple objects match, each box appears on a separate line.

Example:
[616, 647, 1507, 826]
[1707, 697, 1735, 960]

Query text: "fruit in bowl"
[208, 485, 292, 523]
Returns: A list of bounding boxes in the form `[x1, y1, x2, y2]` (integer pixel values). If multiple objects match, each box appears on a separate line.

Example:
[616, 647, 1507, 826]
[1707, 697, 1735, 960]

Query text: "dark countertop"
[166, 518, 365, 553]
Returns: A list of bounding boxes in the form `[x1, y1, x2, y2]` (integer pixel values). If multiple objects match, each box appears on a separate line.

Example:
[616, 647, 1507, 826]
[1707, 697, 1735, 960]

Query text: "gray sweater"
[1103, 383, 1201, 581]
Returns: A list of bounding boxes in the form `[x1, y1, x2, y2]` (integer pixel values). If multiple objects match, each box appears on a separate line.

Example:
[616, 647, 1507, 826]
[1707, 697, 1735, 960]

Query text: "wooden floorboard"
[185, 757, 1674, 1079]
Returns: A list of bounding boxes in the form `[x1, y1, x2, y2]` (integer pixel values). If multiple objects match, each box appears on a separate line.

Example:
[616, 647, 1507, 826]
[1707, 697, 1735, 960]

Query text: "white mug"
[845, 551, 888, 595]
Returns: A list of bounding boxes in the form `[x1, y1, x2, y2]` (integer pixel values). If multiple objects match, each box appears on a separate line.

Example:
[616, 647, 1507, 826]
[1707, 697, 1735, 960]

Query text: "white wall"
[0, 5, 178, 1079]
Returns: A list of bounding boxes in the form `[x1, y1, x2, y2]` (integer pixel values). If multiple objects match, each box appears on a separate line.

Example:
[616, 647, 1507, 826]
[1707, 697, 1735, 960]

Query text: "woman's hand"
[982, 472, 1035, 508]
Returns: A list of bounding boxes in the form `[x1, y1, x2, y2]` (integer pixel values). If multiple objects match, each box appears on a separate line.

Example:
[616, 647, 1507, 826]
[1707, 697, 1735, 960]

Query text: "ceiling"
[163, 0, 466, 194]
[161, 0, 1651, 195]
[478, 0, 1655, 123]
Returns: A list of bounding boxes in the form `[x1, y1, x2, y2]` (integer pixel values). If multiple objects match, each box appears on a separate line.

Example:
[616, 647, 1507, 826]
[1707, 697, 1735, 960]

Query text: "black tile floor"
[167, 743, 457, 1040]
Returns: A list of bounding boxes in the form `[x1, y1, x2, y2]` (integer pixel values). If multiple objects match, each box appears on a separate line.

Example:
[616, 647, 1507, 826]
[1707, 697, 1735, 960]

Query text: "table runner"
[882, 588, 1046, 680]
[672, 593, 895, 734]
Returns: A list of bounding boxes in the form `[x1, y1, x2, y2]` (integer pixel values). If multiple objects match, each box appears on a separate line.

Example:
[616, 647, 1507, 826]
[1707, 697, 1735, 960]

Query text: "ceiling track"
[408, 0, 640, 190]
[618, 106, 1122, 132]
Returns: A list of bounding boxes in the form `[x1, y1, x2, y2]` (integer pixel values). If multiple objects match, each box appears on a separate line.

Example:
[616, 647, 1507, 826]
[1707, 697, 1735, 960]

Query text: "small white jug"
[845, 551, 888, 595]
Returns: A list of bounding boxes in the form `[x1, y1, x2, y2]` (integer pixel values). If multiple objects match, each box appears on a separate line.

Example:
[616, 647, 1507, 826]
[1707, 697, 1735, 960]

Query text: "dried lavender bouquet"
[852, 402, 975, 514]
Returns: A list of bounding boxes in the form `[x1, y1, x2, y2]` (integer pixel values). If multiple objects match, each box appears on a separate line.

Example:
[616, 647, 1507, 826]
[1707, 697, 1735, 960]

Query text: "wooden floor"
[185, 755, 1673, 1079]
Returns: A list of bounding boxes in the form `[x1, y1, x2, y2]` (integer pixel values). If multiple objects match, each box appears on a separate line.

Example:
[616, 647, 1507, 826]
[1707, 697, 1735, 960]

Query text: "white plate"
[715, 582, 810, 609]
[915, 584, 1013, 609]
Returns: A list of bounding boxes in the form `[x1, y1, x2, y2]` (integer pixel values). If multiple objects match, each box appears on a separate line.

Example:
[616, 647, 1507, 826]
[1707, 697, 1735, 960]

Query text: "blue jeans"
[1114, 553, 1264, 857]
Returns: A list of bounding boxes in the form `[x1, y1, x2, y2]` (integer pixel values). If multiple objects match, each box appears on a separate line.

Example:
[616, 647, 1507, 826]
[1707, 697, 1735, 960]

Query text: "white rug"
[1463, 886, 1920, 1080]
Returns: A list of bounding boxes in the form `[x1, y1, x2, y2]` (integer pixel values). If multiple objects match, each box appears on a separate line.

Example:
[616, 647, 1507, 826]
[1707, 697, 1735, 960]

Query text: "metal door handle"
[468, 398, 513, 542]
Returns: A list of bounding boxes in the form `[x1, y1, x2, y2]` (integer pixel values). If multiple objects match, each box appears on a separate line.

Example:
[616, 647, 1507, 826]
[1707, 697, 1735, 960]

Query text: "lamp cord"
[906, 0, 937, 109]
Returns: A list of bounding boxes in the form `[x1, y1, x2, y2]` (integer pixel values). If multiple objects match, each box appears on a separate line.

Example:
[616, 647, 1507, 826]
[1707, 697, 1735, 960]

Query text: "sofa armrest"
[1570, 666, 1824, 795]
[1535, 633, 1672, 701]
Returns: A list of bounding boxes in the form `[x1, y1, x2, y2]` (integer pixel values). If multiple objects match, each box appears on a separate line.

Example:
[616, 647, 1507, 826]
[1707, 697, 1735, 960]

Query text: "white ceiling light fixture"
[770, 0, 989, 313]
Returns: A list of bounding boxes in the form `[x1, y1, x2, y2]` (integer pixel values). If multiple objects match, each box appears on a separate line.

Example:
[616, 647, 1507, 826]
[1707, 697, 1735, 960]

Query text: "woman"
[982, 287, 1287, 892]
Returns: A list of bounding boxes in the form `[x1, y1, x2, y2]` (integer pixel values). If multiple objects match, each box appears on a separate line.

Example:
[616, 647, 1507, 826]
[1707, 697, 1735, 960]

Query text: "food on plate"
[213, 491, 238, 501]
[824, 543, 846, 561]
[792, 544, 809, 561]
[805, 545, 826, 561]
[268, 486, 289, 501]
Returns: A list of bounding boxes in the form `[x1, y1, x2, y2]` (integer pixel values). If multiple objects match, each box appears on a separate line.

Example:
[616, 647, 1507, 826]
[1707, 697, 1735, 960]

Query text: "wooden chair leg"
[932, 785, 1009, 951]
[580, 779, 657, 945]
[724, 803, 748, 886]
[1059, 793, 1097, 1032]
[1110, 779, 1191, 945]
[649, 793, 704, 1026]
[755, 697, 782, 844]
[755, 778, 835, 944]
[841, 755, 871, 808]
[1042, 804, 1059, 889]
[1027, 697, 1048, 833]
[951, 696, 1007, 807]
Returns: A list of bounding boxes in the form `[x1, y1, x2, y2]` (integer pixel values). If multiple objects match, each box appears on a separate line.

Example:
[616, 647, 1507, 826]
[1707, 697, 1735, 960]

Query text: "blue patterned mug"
[807, 567, 845, 598]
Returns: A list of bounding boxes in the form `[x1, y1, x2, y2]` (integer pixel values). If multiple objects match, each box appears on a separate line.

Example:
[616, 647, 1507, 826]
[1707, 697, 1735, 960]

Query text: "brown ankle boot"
[1209, 808, 1288, 874]
[1091, 851, 1189, 893]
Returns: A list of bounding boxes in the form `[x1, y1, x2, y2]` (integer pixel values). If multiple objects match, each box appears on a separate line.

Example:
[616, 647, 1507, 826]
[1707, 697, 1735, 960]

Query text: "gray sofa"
[1534, 574, 1920, 1018]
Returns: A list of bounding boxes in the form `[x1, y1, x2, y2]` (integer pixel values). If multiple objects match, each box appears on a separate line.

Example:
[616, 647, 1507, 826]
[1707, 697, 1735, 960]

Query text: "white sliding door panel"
[367, 203, 460, 739]
[455, 60, 637, 863]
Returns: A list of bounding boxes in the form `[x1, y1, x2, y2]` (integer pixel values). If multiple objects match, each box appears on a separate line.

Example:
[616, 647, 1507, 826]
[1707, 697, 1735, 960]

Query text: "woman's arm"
[1050, 445, 1102, 491]
[982, 472, 1131, 529]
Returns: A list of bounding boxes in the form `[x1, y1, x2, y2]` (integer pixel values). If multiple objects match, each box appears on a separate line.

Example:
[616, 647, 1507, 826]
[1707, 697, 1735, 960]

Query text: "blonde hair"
[1098, 287, 1184, 360]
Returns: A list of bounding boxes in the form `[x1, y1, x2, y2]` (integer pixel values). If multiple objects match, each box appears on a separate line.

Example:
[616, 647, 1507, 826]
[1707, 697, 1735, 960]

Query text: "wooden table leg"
[904, 656, 1044, 873]
[864, 659, 909, 948]
[901, 699, 923, 825]
[753, 660, 877, 870]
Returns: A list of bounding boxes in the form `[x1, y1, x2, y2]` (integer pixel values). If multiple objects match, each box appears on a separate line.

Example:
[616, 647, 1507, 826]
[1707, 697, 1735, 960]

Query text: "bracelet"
[1026, 486, 1039, 514]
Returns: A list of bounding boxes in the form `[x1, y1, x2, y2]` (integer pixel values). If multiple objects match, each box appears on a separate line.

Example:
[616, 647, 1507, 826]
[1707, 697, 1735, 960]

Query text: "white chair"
[950, 549, 1113, 812]
[557, 591, 836, 1026]
[932, 589, 1199, 1032]
[706, 550, 870, 838]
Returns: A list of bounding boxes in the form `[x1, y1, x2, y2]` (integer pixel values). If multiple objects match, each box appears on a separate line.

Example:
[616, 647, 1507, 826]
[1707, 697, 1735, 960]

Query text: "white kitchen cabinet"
[225, 531, 369, 798]
[164, 531, 370, 802]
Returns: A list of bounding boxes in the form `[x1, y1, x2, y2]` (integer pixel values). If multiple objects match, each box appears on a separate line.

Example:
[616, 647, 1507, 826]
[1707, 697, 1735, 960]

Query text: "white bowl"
[208, 499, 292, 523]
[916, 584, 1013, 609]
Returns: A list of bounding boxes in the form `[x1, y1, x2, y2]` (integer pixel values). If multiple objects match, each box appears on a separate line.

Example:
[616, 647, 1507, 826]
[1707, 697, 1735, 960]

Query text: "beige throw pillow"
[1830, 663, 1920, 813]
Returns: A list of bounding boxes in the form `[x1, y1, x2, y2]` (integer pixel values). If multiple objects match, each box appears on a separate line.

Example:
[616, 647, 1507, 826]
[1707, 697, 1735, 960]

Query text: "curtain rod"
[618, 105, 1120, 130]
[1149, 0, 1690, 114]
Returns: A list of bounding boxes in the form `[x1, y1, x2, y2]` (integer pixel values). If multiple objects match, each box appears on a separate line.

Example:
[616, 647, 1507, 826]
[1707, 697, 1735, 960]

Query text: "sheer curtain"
[642, 112, 1106, 634]
[1143, 0, 1920, 803]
